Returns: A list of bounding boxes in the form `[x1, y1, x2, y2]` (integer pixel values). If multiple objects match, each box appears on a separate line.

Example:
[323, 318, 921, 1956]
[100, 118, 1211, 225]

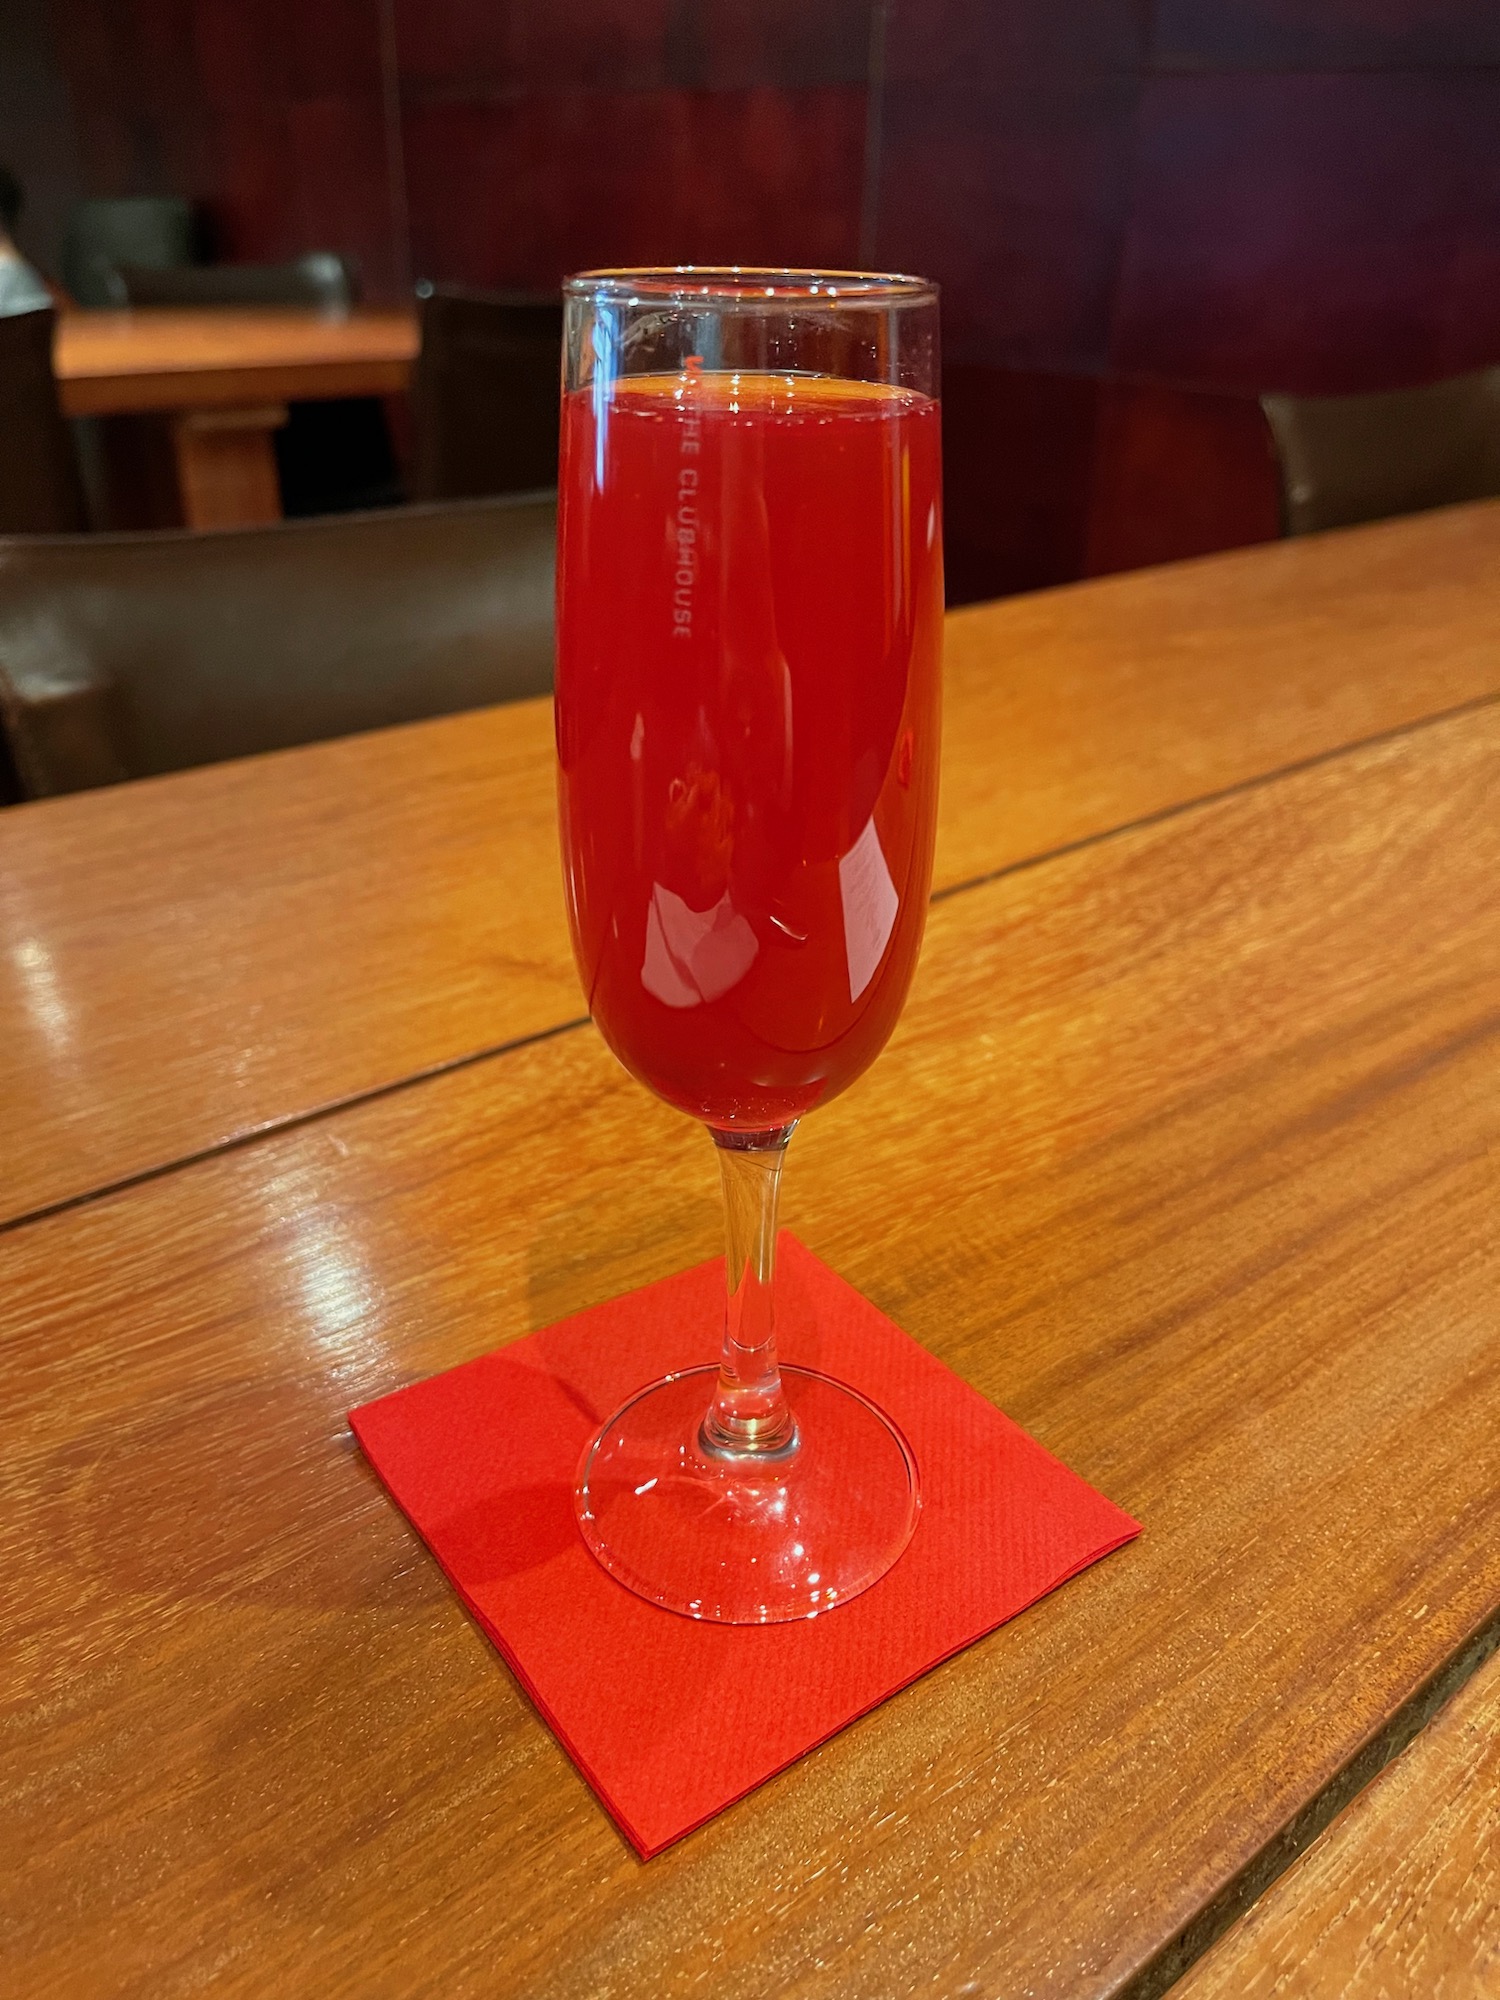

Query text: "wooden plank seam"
[5, 683, 1497, 1245]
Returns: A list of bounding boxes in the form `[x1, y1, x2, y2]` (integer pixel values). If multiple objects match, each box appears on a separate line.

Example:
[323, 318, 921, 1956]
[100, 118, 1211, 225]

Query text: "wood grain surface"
[169, 406, 287, 529]
[4, 500, 1500, 1230]
[4, 702, 1499, 1998]
[935, 497, 1500, 893]
[1177, 1641, 1500, 1999]
[54, 308, 418, 417]
[0, 699, 574, 1225]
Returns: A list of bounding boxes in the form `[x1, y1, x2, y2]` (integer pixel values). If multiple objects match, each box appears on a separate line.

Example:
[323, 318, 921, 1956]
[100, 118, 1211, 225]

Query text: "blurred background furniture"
[62, 195, 197, 307]
[0, 490, 556, 801]
[1262, 368, 1500, 536]
[411, 285, 563, 501]
[941, 361, 1500, 598]
[55, 306, 418, 530]
[0, 163, 52, 317]
[114, 251, 358, 311]
[0, 307, 88, 535]
[6, 0, 1499, 600]
[113, 252, 399, 517]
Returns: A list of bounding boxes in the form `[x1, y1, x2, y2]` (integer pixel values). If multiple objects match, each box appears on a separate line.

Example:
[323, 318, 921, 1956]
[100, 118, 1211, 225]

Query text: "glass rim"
[562, 265, 938, 307]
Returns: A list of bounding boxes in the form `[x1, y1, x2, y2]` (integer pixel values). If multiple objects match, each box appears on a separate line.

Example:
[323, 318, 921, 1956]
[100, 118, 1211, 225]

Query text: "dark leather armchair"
[411, 286, 563, 501]
[0, 491, 555, 802]
[114, 252, 359, 311]
[0, 308, 88, 536]
[63, 196, 196, 308]
[1262, 368, 1500, 536]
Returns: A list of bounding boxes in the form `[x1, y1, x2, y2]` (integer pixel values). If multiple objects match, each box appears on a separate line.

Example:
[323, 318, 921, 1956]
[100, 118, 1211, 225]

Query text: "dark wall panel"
[192, 0, 389, 268]
[1110, 72, 1500, 392]
[403, 84, 866, 289]
[1154, 0, 1500, 68]
[1083, 382, 1281, 576]
[938, 365, 1282, 605]
[939, 365, 1099, 601]
[875, 0, 1500, 599]
[275, 97, 397, 279]
[45, 2, 874, 299]
[0, 0, 87, 276]
[394, 0, 672, 95]
[883, 0, 1146, 86]
[395, 0, 869, 94]
[53, 0, 213, 203]
[672, 0, 870, 87]
[395, 0, 872, 290]
[878, 78, 1139, 370]
[52, 0, 402, 294]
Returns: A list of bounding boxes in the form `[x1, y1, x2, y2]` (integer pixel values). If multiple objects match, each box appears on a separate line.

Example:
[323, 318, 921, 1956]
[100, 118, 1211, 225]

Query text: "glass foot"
[575, 1364, 920, 1624]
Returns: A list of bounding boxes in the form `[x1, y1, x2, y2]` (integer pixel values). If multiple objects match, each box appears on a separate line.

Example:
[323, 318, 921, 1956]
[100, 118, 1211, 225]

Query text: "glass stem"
[700, 1124, 799, 1460]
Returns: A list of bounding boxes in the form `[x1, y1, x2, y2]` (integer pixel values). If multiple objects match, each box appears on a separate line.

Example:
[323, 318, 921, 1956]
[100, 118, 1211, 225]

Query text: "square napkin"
[351, 1235, 1139, 1856]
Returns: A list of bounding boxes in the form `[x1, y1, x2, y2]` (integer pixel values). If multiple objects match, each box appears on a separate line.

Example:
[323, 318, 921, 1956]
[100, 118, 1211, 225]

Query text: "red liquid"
[556, 370, 943, 1130]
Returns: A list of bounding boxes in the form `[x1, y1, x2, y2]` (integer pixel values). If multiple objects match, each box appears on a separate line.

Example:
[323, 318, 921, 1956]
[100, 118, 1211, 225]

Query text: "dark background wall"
[397, 2, 874, 287]
[878, 0, 1500, 395]
[8, 1, 1500, 591]
[39, 0, 407, 294]
[1, 0, 86, 275]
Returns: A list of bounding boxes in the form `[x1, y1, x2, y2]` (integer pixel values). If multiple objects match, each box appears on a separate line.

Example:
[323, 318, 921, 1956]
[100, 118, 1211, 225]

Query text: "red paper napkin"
[351, 1235, 1139, 1856]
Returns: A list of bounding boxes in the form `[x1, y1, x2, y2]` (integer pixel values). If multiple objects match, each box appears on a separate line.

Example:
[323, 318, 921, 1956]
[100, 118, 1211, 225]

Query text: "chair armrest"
[0, 652, 133, 799]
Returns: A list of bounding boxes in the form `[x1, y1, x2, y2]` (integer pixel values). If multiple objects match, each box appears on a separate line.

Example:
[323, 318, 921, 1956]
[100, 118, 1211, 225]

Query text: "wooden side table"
[54, 307, 419, 530]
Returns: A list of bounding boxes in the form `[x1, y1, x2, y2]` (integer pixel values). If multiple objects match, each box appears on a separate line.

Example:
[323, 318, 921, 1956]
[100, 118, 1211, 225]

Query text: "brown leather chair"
[1262, 368, 1500, 536]
[63, 195, 197, 307]
[0, 307, 88, 536]
[0, 491, 555, 802]
[411, 285, 562, 501]
[115, 252, 358, 311]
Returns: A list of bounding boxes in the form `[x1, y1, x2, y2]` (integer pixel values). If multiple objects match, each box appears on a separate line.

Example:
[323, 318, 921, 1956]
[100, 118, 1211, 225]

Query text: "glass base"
[574, 1364, 920, 1624]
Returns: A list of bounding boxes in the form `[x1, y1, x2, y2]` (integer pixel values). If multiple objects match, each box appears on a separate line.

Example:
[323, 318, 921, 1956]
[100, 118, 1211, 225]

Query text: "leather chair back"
[411, 286, 562, 501]
[64, 196, 196, 308]
[116, 253, 359, 311]
[0, 308, 88, 536]
[1262, 369, 1500, 535]
[0, 492, 555, 800]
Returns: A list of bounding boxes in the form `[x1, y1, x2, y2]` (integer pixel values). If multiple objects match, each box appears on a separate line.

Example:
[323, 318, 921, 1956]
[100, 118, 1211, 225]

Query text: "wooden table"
[4, 515, 1500, 1996]
[4, 500, 1499, 1231]
[54, 307, 419, 530]
[1176, 1637, 1500, 1997]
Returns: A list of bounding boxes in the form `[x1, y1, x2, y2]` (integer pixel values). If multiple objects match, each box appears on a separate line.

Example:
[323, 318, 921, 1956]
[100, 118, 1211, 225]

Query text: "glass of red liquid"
[556, 268, 942, 1623]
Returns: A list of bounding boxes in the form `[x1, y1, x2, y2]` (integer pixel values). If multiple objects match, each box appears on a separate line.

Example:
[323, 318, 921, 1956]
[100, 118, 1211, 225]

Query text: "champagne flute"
[556, 268, 943, 1623]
